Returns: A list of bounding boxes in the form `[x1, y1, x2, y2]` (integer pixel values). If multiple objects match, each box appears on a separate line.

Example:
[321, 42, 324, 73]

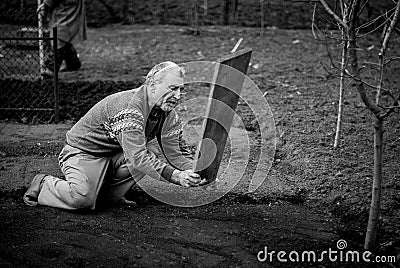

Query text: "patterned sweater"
[65, 86, 193, 181]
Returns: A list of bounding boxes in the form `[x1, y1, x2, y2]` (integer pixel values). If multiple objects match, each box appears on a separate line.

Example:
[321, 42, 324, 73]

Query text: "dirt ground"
[1, 23, 400, 267]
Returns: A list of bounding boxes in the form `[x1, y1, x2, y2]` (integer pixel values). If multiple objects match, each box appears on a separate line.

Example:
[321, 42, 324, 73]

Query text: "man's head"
[145, 61, 185, 112]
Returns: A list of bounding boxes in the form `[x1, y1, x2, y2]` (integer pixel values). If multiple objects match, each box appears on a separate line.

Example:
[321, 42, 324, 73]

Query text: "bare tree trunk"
[37, 0, 45, 77]
[364, 0, 400, 251]
[334, 0, 348, 148]
[317, 0, 400, 252]
[193, 0, 200, 34]
[347, 1, 382, 251]
[334, 39, 347, 148]
[365, 118, 384, 250]
[203, 0, 208, 16]
[347, 1, 383, 251]
[162, 0, 169, 24]
[231, 0, 239, 24]
[123, 0, 135, 25]
[222, 0, 230, 25]
[260, 0, 264, 37]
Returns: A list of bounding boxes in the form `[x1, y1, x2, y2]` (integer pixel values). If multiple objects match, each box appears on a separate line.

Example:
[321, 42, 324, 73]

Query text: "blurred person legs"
[42, 41, 81, 77]
[40, 0, 87, 76]
[60, 43, 81, 72]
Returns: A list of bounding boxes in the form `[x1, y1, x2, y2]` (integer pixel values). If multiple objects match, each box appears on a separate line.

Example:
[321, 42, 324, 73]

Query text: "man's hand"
[171, 169, 204, 187]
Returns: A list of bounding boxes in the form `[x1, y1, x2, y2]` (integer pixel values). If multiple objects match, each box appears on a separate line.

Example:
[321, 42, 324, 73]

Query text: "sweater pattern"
[103, 109, 144, 141]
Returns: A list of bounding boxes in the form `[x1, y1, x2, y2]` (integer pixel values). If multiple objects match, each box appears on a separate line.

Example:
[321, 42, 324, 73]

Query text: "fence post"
[37, 0, 45, 77]
[53, 27, 59, 123]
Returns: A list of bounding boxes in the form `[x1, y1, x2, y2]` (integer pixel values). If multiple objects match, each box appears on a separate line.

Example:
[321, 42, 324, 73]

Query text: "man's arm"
[111, 108, 173, 181]
[113, 109, 200, 186]
[122, 130, 201, 186]
[157, 111, 194, 171]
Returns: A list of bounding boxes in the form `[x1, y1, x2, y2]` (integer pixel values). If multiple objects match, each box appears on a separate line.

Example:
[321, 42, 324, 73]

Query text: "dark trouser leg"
[61, 43, 81, 71]
[55, 45, 66, 72]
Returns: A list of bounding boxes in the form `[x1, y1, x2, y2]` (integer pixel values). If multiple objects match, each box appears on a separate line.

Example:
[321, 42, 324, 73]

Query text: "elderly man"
[38, 0, 87, 73]
[23, 61, 203, 210]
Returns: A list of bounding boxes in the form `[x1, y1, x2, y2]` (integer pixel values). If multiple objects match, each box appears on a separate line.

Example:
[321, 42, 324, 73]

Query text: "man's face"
[153, 71, 184, 112]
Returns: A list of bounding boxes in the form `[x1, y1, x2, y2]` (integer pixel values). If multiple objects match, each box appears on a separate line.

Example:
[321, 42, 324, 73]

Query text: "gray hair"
[144, 61, 184, 91]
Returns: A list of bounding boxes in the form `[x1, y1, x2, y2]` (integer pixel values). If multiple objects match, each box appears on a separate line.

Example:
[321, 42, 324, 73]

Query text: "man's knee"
[68, 185, 97, 209]
[68, 194, 96, 209]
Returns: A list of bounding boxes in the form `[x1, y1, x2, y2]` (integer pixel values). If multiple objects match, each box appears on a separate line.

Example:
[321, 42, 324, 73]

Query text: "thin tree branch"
[319, 0, 349, 31]
[357, 9, 397, 38]
[363, 61, 381, 67]
[356, 8, 396, 31]
[356, 0, 371, 18]
[311, 18, 344, 42]
[339, 0, 344, 18]
[382, 0, 400, 54]
[334, 0, 340, 15]
[320, 43, 391, 96]
[385, 56, 400, 65]
[342, 68, 395, 94]
[348, 0, 359, 22]
[312, 3, 318, 39]
[314, 4, 344, 28]
[376, 1, 400, 104]
[320, 46, 394, 95]
[364, 56, 400, 67]
[347, 0, 381, 116]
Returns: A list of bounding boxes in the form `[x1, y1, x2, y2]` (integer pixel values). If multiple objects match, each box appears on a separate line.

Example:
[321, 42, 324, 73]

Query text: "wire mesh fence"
[0, 5, 59, 124]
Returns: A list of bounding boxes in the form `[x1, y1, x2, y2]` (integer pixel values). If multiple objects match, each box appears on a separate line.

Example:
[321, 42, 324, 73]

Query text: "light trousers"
[38, 144, 144, 210]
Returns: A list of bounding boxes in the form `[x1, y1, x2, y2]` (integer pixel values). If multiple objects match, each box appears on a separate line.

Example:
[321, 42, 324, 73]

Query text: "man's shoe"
[23, 174, 47, 206]
[120, 197, 137, 206]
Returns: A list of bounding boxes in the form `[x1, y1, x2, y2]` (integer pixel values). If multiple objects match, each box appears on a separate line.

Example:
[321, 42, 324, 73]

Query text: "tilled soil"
[0, 192, 344, 268]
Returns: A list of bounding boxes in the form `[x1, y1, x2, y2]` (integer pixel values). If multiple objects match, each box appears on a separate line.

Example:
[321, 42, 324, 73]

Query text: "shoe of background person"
[61, 43, 82, 72]
[23, 174, 47, 206]
[59, 61, 67, 72]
